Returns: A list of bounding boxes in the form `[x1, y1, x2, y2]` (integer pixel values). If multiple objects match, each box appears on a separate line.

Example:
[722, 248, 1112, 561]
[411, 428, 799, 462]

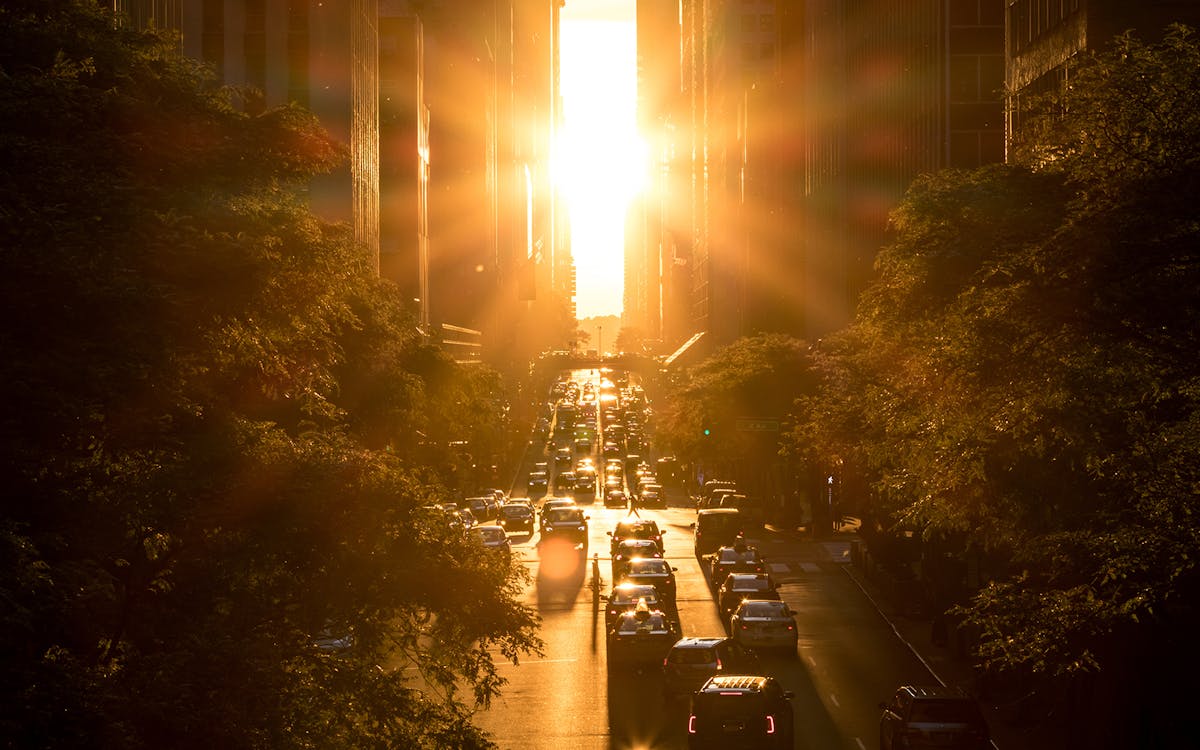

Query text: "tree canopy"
[790, 25, 1200, 741]
[0, 3, 538, 747]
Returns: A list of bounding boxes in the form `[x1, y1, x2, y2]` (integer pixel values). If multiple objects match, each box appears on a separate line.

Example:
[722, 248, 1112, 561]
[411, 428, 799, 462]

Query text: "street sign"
[736, 418, 780, 432]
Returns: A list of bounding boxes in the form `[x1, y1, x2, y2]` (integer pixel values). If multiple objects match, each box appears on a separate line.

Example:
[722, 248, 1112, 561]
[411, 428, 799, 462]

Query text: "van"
[716, 493, 764, 528]
[693, 508, 743, 556]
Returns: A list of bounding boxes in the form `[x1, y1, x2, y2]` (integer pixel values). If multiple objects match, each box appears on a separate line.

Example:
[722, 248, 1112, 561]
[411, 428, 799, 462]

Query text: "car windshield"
[473, 528, 506, 543]
[739, 601, 788, 617]
[734, 579, 772, 592]
[501, 506, 531, 517]
[668, 647, 716, 664]
[545, 508, 584, 523]
[718, 548, 759, 563]
[612, 586, 656, 604]
[629, 559, 670, 574]
[909, 700, 984, 723]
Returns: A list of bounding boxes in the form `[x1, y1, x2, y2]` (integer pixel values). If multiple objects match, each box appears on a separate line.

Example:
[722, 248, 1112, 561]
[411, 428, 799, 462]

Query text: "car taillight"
[766, 715, 776, 734]
[715, 657, 723, 670]
[740, 624, 748, 630]
[787, 624, 794, 630]
[687, 715, 697, 734]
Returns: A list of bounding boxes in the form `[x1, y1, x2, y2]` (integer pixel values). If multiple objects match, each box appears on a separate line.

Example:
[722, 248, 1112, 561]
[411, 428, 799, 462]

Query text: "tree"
[657, 334, 816, 493]
[0, 3, 539, 747]
[791, 25, 1200, 745]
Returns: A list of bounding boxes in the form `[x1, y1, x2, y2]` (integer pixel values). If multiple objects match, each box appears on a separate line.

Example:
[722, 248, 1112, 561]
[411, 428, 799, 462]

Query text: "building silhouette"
[110, 0, 571, 369]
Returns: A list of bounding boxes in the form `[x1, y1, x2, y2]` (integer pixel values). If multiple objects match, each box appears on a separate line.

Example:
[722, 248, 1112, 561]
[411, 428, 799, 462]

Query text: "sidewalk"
[793, 519, 1066, 750]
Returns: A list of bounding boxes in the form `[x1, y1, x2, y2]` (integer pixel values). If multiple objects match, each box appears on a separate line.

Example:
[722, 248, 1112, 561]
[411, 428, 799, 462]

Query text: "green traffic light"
[703, 427, 711, 436]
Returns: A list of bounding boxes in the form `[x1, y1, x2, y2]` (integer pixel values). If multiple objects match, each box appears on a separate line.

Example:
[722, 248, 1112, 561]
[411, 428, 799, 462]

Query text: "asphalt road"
[473, 501, 941, 750]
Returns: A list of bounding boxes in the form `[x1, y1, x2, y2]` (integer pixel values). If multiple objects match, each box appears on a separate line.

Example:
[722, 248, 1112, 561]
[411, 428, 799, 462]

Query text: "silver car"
[730, 599, 798, 655]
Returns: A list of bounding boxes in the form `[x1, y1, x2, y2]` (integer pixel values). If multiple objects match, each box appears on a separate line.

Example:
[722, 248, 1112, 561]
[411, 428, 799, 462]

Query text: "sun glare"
[559, 13, 644, 319]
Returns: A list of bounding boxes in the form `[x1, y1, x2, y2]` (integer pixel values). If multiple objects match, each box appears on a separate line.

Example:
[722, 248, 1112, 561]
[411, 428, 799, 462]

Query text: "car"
[606, 599, 677, 668]
[662, 637, 760, 698]
[611, 538, 663, 579]
[465, 496, 497, 522]
[687, 675, 794, 749]
[538, 506, 589, 549]
[469, 524, 511, 555]
[527, 470, 549, 496]
[539, 497, 577, 520]
[608, 518, 665, 555]
[708, 541, 766, 586]
[714, 493, 765, 528]
[455, 507, 477, 530]
[556, 470, 578, 491]
[878, 685, 990, 750]
[603, 582, 662, 627]
[605, 489, 628, 508]
[638, 482, 666, 508]
[730, 599, 797, 655]
[620, 557, 677, 604]
[717, 573, 780, 623]
[497, 503, 534, 533]
[693, 508, 744, 556]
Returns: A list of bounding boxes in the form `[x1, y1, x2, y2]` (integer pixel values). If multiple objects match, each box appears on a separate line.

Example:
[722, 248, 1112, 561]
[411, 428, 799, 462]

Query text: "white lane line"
[854, 738, 866, 750]
[800, 562, 821, 573]
[768, 562, 789, 573]
[829, 693, 840, 708]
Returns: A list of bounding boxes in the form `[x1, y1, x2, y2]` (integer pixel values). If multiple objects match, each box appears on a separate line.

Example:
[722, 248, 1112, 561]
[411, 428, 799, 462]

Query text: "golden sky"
[560, 0, 642, 320]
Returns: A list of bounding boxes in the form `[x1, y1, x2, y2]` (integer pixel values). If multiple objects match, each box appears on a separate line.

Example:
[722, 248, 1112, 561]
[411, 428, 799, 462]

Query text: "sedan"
[620, 557, 677, 604]
[497, 504, 534, 534]
[611, 538, 663, 579]
[717, 573, 780, 623]
[730, 599, 797, 655]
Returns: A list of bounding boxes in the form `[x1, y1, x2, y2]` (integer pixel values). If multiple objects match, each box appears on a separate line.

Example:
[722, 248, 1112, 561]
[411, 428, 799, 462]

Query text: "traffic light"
[702, 423, 712, 437]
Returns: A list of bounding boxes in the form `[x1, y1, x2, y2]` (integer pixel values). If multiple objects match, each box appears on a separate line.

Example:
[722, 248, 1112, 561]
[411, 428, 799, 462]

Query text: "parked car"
[878, 685, 990, 750]
[730, 599, 797, 655]
[469, 524, 511, 557]
[465, 496, 497, 522]
[662, 637, 759, 698]
[687, 675, 794, 749]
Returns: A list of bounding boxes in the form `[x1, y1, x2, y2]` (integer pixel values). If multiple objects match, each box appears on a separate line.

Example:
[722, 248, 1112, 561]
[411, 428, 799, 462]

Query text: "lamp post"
[597, 325, 602, 357]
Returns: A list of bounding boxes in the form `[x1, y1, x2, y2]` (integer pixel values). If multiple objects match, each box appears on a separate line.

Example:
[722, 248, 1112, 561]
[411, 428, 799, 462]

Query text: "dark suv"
[687, 675, 794, 749]
[878, 685, 990, 750]
[662, 637, 758, 697]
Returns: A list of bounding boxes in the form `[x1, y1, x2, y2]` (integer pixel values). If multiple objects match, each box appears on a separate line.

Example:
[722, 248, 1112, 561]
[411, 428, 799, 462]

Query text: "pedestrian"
[627, 492, 640, 518]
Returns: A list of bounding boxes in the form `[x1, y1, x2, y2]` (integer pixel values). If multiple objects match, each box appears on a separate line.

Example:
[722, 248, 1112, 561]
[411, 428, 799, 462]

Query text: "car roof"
[670, 637, 730, 649]
[699, 675, 770, 692]
[901, 685, 975, 700]
[697, 508, 741, 516]
[725, 573, 772, 586]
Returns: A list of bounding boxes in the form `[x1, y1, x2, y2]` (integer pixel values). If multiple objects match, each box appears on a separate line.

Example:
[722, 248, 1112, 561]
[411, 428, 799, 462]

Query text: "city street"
[474, 500, 943, 750]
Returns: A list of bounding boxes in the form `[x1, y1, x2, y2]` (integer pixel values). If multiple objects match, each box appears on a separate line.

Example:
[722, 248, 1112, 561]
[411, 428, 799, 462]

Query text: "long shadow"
[535, 538, 587, 612]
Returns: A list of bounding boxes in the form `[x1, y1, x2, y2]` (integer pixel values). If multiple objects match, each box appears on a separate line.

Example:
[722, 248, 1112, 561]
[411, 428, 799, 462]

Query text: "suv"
[662, 637, 759, 697]
[693, 508, 744, 556]
[878, 685, 990, 750]
[687, 675, 794, 749]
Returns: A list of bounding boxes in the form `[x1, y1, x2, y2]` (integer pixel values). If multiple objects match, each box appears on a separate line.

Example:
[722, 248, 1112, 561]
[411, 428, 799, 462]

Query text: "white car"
[730, 599, 798, 655]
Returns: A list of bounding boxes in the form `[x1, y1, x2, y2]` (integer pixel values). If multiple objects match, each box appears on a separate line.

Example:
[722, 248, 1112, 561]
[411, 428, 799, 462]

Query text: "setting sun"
[559, 4, 646, 319]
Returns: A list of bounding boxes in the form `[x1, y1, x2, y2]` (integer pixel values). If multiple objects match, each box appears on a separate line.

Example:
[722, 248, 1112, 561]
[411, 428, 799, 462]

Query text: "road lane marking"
[829, 693, 840, 708]
[854, 738, 866, 749]
[768, 563, 789, 573]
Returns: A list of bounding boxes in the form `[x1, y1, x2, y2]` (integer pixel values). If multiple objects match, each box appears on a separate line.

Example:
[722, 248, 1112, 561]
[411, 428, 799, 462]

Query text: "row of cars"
[597, 516, 800, 749]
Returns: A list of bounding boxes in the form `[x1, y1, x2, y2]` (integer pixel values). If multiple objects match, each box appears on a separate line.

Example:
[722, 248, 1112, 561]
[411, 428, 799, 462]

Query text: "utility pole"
[597, 325, 603, 356]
